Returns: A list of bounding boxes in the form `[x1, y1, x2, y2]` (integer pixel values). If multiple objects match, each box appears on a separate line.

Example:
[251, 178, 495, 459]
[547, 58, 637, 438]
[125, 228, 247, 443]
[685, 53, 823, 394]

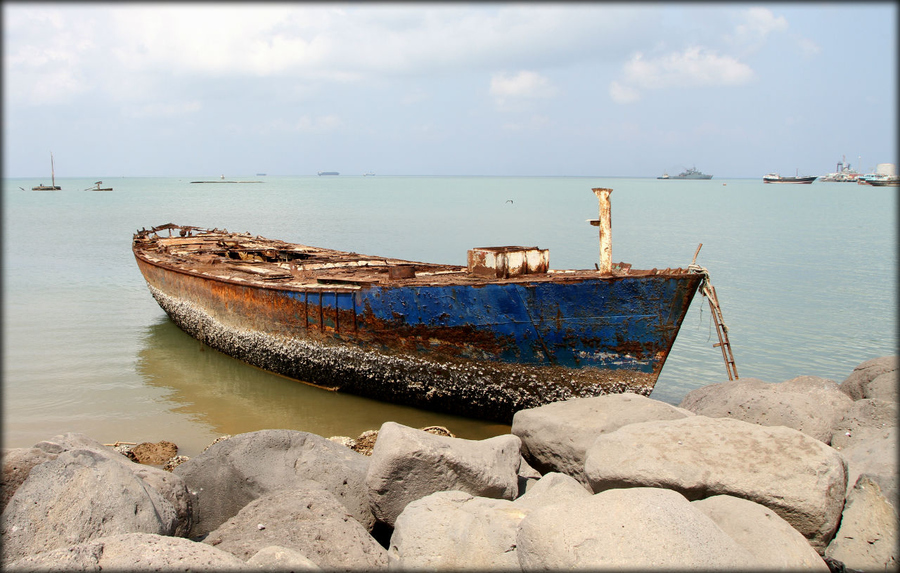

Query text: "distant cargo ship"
[763, 173, 817, 184]
[318, 171, 339, 176]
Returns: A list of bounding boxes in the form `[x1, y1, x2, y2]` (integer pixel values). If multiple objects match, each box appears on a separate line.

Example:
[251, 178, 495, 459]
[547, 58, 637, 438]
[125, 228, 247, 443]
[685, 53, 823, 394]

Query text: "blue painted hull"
[134, 225, 703, 422]
[357, 278, 696, 371]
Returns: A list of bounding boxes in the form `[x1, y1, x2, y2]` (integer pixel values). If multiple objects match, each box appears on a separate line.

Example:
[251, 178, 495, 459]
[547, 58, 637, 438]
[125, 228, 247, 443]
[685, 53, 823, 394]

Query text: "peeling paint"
[133, 224, 703, 422]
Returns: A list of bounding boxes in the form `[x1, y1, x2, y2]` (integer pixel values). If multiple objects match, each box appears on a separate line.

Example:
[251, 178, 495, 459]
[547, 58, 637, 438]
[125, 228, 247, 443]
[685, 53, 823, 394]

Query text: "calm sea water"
[3, 176, 897, 457]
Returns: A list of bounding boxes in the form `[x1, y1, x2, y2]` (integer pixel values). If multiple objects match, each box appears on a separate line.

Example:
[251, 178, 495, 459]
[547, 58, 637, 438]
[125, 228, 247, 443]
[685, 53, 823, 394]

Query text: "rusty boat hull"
[133, 223, 704, 423]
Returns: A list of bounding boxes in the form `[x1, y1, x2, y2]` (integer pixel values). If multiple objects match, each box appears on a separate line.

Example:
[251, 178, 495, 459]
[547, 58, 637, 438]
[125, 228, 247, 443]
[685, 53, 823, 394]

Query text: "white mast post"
[591, 187, 613, 274]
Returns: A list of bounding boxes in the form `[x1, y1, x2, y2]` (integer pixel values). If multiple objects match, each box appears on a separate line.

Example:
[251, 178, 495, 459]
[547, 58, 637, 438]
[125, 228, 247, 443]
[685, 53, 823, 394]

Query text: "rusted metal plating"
[133, 214, 704, 422]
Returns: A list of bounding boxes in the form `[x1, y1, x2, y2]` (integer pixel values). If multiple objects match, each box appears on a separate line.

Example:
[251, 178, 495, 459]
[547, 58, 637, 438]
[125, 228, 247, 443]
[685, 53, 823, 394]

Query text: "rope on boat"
[688, 244, 739, 380]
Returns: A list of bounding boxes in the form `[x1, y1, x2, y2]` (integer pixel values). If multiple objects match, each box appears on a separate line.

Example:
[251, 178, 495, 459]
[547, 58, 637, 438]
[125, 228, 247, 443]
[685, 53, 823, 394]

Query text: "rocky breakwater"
[1, 356, 896, 571]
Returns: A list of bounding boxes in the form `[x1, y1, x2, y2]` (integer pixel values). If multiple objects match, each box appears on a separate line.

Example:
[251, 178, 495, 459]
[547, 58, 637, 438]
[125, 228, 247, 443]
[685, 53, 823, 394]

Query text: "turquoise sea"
[3, 176, 897, 456]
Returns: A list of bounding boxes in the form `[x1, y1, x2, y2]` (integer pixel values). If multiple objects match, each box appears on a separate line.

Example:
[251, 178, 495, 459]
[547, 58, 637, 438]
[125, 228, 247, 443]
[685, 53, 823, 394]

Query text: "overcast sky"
[3, 3, 897, 178]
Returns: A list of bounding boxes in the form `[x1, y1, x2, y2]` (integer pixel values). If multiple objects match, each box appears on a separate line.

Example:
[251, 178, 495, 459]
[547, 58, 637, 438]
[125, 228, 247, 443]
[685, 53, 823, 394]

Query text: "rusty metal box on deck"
[467, 246, 550, 279]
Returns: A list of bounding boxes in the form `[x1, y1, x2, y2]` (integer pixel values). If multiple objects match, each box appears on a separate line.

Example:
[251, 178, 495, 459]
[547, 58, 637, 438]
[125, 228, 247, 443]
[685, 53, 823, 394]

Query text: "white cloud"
[106, 5, 323, 76]
[609, 81, 641, 104]
[491, 71, 557, 98]
[490, 71, 558, 112]
[292, 115, 344, 133]
[3, 4, 638, 109]
[400, 89, 429, 106]
[610, 46, 755, 103]
[796, 36, 821, 58]
[123, 101, 203, 119]
[501, 114, 553, 131]
[625, 47, 755, 88]
[3, 7, 96, 104]
[724, 7, 789, 56]
[734, 7, 789, 42]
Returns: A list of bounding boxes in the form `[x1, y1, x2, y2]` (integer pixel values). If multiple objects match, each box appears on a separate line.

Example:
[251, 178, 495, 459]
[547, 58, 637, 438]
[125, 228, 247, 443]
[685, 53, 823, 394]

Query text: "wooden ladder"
[689, 244, 738, 380]
[701, 279, 738, 380]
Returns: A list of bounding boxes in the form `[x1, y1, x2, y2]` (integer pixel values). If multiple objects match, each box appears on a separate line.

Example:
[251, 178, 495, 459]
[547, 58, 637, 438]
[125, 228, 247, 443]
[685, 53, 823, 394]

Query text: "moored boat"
[133, 188, 725, 423]
[857, 163, 897, 186]
[864, 176, 899, 187]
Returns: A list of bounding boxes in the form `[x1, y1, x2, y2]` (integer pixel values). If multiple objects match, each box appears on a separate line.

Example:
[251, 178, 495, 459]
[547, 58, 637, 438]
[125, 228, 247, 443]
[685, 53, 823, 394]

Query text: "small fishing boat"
[657, 172, 670, 180]
[763, 171, 817, 184]
[32, 152, 61, 191]
[133, 188, 733, 422]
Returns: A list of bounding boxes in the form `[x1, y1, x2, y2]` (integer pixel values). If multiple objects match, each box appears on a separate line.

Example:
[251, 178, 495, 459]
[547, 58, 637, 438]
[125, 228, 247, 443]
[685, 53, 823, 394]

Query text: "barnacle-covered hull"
[133, 223, 702, 423]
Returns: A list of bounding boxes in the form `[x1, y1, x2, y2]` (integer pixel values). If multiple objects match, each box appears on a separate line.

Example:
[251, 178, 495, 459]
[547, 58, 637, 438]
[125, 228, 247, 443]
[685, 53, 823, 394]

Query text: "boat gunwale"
[133, 225, 700, 294]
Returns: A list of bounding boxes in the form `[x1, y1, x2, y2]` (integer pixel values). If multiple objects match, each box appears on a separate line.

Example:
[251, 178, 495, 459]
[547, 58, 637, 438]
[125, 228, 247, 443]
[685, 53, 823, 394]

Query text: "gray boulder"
[831, 398, 898, 449]
[246, 545, 321, 570]
[516, 487, 756, 569]
[512, 394, 692, 487]
[516, 455, 542, 496]
[2, 433, 194, 541]
[584, 415, 847, 552]
[840, 356, 898, 400]
[512, 471, 591, 513]
[866, 371, 898, 402]
[130, 465, 194, 538]
[173, 429, 373, 537]
[365, 422, 520, 526]
[679, 375, 853, 444]
[389, 472, 591, 570]
[203, 483, 388, 570]
[692, 495, 829, 570]
[28, 432, 144, 465]
[30, 432, 117, 456]
[830, 398, 898, 497]
[388, 490, 522, 570]
[5, 532, 250, 570]
[826, 474, 898, 571]
[1, 447, 59, 513]
[836, 427, 898, 506]
[1, 449, 181, 562]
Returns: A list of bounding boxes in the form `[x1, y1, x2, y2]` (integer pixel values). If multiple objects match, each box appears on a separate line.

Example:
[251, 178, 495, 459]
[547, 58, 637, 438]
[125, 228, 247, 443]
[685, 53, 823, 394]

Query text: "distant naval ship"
[671, 167, 713, 179]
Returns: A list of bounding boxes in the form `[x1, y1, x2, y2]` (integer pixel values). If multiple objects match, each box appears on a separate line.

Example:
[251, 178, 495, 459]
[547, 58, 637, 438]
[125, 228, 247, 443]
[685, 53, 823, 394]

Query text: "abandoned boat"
[32, 152, 61, 191]
[133, 188, 728, 423]
[87, 181, 113, 191]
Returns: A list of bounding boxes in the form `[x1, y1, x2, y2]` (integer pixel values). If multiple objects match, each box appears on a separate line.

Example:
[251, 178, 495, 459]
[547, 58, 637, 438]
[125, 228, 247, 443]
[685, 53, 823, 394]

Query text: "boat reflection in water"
[135, 318, 509, 456]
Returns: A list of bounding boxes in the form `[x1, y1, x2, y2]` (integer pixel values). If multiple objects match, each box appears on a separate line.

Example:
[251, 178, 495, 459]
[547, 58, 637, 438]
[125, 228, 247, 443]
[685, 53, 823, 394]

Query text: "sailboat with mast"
[32, 152, 61, 191]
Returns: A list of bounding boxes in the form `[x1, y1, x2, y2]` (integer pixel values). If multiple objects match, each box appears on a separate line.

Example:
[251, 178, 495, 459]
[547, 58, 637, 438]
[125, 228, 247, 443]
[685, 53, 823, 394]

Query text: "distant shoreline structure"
[318, 171, 339, 176]
[190, 180, 264, 184]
